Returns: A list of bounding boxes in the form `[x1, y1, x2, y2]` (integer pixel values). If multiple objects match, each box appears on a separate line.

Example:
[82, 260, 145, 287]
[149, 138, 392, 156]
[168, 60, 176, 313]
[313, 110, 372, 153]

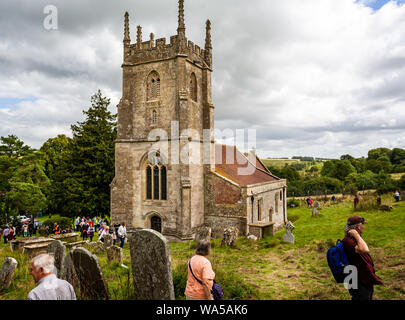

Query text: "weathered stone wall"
[204, 172, 246, 238]
[246, 180, 287, 232]
[205, 215, 247, 239]
[247, 226, 261, 239]
[213, 174, 241, 204]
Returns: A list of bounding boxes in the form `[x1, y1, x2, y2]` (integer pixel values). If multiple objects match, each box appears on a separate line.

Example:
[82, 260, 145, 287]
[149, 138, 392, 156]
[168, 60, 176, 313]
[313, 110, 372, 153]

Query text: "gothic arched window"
[161, 166, 167, 200]
[257, 198, 262, 221]
[145, 162, 167, 201]
[275, 193, 279, 213]
[190, 73, 197, 102]
[146, 166, 152, 199]
[152, 110, 157, 124]
[147, 71, 160, 100]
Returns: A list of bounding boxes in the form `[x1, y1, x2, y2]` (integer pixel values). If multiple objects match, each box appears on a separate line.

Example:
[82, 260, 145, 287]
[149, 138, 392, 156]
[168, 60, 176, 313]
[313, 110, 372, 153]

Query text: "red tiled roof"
[214, 144, 279, 186]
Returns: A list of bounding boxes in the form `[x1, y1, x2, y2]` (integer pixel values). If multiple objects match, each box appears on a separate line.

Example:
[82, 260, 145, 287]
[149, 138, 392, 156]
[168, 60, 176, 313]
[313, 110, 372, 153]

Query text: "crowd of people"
[0, 216, 127, 250]
[74, 216, 127, 248]
[0, 220, 39, 243]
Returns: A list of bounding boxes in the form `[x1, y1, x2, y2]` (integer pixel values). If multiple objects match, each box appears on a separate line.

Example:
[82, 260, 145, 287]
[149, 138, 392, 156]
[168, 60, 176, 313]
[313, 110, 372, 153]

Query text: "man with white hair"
[27, 253, 76, 300]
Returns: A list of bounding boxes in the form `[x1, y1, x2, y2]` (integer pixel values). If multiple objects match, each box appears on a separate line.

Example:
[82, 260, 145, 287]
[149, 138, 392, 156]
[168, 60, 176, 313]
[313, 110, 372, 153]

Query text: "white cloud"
[0, 0, 404, 159]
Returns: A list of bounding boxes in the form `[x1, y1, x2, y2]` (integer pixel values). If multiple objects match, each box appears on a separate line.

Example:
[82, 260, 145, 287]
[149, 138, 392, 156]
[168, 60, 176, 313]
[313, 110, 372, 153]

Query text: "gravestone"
[283, 221, 295, 244]
[104, 234, 113, 249]
[47, 240, 66, 277]
[71, 247, 110, 300]
[84, 241, 105, 254]
[401, 191, 405, 201]
[107, 246, 123, 264]
[129, 229, 175, 300]
[221, 227, 238, 247]
[194, 225, 212, 242]
[0, 257, 18, 290]
[312, 201, 320, 216]
[62, 251, 79, 292]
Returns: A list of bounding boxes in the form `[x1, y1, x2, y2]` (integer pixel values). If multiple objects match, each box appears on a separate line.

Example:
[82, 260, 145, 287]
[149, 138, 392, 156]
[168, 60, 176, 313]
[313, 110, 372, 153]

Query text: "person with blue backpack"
[327, 215, 383, 300]
[342, 215, 383, 300]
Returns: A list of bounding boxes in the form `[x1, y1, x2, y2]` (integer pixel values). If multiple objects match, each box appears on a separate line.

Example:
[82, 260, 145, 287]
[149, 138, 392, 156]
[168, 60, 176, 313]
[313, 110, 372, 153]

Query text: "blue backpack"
[326, 239, 349, 283]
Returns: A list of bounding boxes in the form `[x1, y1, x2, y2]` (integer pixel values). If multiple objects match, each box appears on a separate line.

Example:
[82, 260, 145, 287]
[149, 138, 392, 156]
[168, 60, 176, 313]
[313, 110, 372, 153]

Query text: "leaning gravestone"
[221, 227, 239, 247]
[0, 257, 18, 290]
[106, 246, 123, 264]
[84, 241, 105, 254]
[283, 221, 295, 244]
[129, 229, 175, 300]
[62, 251, 79, 292]
[104, 234, 113, 249]
[47, 240, 66, 277]
[70, 247, 110, 300]
[194, 225, 212, 242]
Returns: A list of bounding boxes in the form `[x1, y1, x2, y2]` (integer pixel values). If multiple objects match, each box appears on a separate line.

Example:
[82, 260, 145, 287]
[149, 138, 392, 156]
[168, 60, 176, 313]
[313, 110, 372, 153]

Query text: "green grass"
[260, 158, 325, 173]
[36, 214, 62, 222]
[260, 159, 303, 169]
[1, 195, 404, 300]
[170, 194, 405, 300]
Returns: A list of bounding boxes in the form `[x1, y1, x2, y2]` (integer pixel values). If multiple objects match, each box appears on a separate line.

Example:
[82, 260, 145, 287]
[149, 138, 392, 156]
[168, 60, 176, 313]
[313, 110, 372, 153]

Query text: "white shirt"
[99, 229, 108, 239]
[118, 225, 127, 238]
[27, 274, 76, 300]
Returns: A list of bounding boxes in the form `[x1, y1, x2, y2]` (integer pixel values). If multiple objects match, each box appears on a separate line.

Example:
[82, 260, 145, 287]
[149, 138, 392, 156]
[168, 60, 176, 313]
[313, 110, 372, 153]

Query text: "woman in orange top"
[185, 239, 215, 300]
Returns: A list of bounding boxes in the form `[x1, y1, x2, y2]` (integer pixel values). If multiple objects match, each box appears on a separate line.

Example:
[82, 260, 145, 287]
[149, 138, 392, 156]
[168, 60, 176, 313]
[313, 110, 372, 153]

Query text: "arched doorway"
[151, 216, 162, 233]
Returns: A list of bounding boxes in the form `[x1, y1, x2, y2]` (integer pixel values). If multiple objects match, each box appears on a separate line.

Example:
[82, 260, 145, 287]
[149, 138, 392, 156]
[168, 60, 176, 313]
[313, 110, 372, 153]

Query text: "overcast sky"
[0, 0, 404, 159]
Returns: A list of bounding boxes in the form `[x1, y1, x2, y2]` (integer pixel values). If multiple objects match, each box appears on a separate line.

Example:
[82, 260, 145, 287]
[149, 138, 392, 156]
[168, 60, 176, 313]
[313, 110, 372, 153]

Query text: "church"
[110, 0, 288, 241]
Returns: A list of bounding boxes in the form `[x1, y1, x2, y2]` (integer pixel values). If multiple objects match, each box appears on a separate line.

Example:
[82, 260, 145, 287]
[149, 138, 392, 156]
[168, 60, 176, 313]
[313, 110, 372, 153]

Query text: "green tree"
[340, 154, 354, 161]
[390, 148, 405, 164]
[352, 157, 367, 174]
[0, 136, 48, 218]
[266, 165, 281, 177]
[280, 166, 301, 181]
[366, 159, 384, 174]
[398, 174, 405, 189]
[0, 134, 34, 157]
[321, 160, 337, 177]
[40, 135, 73, 215]
[345, 170, 377, 191]
[40, 134, 71, 178]
[51, 90, 117, 217]
[334, 160, 356, 181]
[368, 148, 392, 160]
[321, 159, 356, 181]
[390, 148, 405, 170]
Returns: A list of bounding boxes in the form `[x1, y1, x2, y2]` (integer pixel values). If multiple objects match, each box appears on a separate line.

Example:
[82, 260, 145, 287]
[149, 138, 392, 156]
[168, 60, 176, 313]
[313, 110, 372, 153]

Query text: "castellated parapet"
[124, 35, 212, 70]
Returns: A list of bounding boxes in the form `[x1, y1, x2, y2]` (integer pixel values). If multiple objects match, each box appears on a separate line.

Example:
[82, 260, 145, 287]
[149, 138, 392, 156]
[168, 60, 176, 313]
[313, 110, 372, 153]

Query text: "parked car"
[17, 215, 30, 223]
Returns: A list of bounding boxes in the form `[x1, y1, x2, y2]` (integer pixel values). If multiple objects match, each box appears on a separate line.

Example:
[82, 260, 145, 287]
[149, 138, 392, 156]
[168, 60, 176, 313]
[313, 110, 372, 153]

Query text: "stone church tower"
[111, 0, 288, 241]
[111, 0, 215, 240]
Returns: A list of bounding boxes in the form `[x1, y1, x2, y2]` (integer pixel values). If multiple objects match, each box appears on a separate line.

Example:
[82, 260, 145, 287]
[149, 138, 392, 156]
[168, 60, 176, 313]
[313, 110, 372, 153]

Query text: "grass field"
[260, 159, 303, 169]
[0, 195, 404, 300]
[260, 158, 324, 174]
